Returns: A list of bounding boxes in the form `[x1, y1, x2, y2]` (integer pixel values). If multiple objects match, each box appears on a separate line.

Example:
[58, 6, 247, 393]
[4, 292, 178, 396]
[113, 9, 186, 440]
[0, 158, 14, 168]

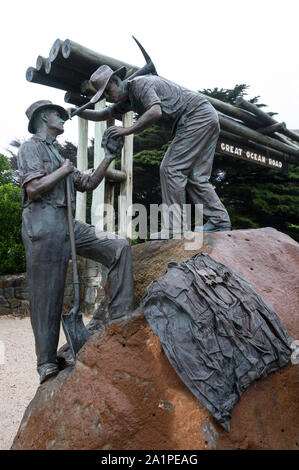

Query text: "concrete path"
[0, 315, 69, 450]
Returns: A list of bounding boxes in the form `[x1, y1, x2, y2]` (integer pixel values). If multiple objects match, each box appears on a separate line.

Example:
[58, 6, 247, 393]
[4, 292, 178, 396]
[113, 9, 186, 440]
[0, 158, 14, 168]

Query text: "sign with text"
[216, 139, 287, 171]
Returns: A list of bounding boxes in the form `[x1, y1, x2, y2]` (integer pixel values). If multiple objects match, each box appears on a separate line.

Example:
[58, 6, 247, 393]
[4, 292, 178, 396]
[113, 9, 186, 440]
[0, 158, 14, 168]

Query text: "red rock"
[12, 228, 299, 450]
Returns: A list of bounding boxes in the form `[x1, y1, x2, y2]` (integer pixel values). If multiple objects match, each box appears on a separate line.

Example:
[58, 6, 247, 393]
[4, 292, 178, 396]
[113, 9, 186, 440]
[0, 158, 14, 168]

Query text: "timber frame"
[26, 38, 299, 238]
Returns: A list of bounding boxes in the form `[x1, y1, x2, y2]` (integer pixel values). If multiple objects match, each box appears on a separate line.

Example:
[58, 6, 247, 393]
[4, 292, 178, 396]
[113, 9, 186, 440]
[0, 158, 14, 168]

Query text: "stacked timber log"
[26, 38, 138, 103]
[204, 95, 299, 164]
[26, 38, 299, 167]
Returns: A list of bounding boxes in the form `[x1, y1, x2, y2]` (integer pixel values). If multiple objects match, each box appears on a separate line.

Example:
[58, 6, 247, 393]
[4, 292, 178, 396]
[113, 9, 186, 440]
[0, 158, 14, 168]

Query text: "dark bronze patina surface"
[17, 101, 135, 383]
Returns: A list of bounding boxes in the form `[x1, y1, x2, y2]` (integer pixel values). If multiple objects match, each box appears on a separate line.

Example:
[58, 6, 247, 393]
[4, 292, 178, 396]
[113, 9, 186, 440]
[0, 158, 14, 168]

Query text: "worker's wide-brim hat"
[26, 100, 69, 134]
[90, 65, 127, 103]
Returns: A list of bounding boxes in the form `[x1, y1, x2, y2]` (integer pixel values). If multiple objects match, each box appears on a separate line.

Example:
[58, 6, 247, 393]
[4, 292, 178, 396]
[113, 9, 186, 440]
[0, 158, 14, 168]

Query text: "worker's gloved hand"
[101, 127, 124, 158]
[66, 107, 77, 120]
[61, 158, 75, 174]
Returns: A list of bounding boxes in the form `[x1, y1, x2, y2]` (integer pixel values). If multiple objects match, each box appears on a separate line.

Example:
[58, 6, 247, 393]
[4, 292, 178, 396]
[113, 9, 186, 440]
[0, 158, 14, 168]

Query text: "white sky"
[1, 0, 298, 155]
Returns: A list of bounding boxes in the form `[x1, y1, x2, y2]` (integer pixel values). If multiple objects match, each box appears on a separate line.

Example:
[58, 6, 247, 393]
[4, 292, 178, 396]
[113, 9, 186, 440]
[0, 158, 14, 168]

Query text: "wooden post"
[104, 161, 115, 233]
[119, 111, 134, 239]
[75, 117, 88, 222]
[91, 99, 107, 230]
[104, 119, 116, 233]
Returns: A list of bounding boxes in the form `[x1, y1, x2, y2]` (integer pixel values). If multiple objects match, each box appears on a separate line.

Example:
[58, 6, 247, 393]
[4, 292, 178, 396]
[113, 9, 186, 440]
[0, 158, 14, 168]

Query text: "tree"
[201, 86, 299, 242]
[0, 182, 25, 275]
[0, 154, 25, 274]
[0, 153, 13, 185]
[200, 84, 276, 114]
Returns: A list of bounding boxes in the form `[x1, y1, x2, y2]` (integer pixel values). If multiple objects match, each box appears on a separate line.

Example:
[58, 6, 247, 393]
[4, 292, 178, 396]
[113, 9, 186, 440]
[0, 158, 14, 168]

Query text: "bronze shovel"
[62, 176, 91, 359]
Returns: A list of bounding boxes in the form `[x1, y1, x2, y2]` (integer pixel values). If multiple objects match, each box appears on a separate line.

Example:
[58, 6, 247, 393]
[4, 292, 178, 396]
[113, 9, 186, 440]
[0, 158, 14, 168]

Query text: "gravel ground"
[0, 315, 69, 450]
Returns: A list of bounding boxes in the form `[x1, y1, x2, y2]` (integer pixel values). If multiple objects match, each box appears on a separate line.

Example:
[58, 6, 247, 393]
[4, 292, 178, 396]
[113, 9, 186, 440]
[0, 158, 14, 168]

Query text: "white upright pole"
[119, 111, 134, 239]
[105, 160, 115, 233]
[75, 117, 88, 222]
[105, 118, 116, 233]
[91, 99, 107, 230]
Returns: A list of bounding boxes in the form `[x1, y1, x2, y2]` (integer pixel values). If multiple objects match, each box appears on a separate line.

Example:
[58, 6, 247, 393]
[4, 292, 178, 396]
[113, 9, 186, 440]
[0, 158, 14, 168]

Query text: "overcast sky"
[1, 0, 298, 155]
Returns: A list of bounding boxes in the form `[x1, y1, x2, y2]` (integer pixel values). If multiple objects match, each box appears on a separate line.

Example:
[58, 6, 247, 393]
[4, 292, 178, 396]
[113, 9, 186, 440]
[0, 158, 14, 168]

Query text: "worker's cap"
[90, 65, 127, 103]
[26, 100, 68, 134]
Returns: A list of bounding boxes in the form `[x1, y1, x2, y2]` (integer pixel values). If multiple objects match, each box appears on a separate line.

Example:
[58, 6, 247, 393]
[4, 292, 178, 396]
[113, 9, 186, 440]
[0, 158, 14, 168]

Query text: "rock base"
[12, 228, 299, 450]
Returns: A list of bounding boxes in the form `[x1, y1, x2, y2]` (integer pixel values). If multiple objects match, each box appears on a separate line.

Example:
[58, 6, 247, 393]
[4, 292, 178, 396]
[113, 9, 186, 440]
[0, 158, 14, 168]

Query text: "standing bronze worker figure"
[17, 100, 135, 384]
[70, 65, 231, 237]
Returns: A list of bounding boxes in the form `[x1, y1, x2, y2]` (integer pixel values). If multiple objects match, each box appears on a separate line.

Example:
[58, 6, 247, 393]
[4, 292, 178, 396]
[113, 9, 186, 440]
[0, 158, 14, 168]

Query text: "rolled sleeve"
[17, 141, 46, 187]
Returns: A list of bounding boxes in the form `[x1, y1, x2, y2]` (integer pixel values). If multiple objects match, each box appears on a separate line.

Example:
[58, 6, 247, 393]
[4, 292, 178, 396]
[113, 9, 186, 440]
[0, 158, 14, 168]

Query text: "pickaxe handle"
[66, 37, 157, 120]
[68, 100, 94, 120]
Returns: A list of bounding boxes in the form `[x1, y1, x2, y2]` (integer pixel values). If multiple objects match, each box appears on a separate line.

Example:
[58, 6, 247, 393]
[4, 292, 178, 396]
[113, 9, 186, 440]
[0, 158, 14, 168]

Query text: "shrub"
[0, 184, 25, 274]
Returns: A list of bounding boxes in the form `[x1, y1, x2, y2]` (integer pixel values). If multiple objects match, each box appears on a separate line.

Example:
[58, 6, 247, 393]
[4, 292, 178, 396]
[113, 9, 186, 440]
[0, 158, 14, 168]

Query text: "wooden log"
[45, 59, 87, 87]
[213, 98, 297, 148]
[64, 92, 91, 107]
[105, 178, 115, 232]
[217, 112, 296, 149]
[229, 118, 296, 150]
[75, 118, 88, 222]
[119, 111, 134, 240]
[218, 112, 246, 126]
[91, 100, 107, 229]
[218, 114, 299, 157]
[236, 97, 275, 124]
[26, 67, 80, 93]
[254, 121, 299, 149]
[283, 128, 299, 145]
[236, 97, 299, 144]
[49, 39, 64, 62]
[36, 56, 47, 72]
[49, 38, 87, 76]
[257, 122, 286, 134]
[219, 130, 297, 165]
[105, 168, 126, 183]
[203, 95, 263, 129]
[266, 131, 299, 149]
[61, 39, 138, 76]
[220, 130, 246, 144]
[104, 118, 116, 233]
[105, 163, 115, 232]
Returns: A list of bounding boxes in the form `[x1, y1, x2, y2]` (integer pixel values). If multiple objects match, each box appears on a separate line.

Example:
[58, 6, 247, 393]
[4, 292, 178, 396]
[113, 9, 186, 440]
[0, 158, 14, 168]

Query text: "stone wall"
[0, 257, 105, 317]
[0, 273, 29, 316]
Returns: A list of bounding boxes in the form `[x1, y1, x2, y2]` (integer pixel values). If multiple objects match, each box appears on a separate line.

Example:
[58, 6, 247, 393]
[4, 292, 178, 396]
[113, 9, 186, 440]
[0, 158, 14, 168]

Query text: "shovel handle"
[66, 176, 80, 314]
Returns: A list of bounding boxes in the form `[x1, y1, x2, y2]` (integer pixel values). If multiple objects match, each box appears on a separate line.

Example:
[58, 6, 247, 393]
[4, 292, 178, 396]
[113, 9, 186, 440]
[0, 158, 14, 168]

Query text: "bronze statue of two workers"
[18, 59, 230, 384]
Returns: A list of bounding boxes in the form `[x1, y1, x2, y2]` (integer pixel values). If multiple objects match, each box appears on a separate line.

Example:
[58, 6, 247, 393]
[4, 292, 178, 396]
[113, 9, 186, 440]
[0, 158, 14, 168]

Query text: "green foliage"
[209, 152, 299, 241]
[201, 84, 250, 105]
[133, 123, 172, 153]
[199, 85, 299, 241]
[57, 140, 78, 164]
[0, 183, 26, 275]
[0, 153, 13, 185]
[200, 83, 277, 115]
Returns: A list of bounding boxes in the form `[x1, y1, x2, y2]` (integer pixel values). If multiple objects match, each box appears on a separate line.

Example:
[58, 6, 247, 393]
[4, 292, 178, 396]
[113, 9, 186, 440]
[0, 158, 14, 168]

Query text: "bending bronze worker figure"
[69, 65, 231, 237]
[17, 100, 135, 384]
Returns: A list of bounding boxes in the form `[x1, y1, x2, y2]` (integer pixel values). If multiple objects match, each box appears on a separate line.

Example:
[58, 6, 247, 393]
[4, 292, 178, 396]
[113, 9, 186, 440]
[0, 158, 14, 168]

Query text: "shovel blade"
[62, 312, 91, 359]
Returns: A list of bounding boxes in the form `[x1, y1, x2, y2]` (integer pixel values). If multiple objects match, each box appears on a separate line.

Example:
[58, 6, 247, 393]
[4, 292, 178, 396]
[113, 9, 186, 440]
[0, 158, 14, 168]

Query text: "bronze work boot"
[39, 363, 60, 384]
